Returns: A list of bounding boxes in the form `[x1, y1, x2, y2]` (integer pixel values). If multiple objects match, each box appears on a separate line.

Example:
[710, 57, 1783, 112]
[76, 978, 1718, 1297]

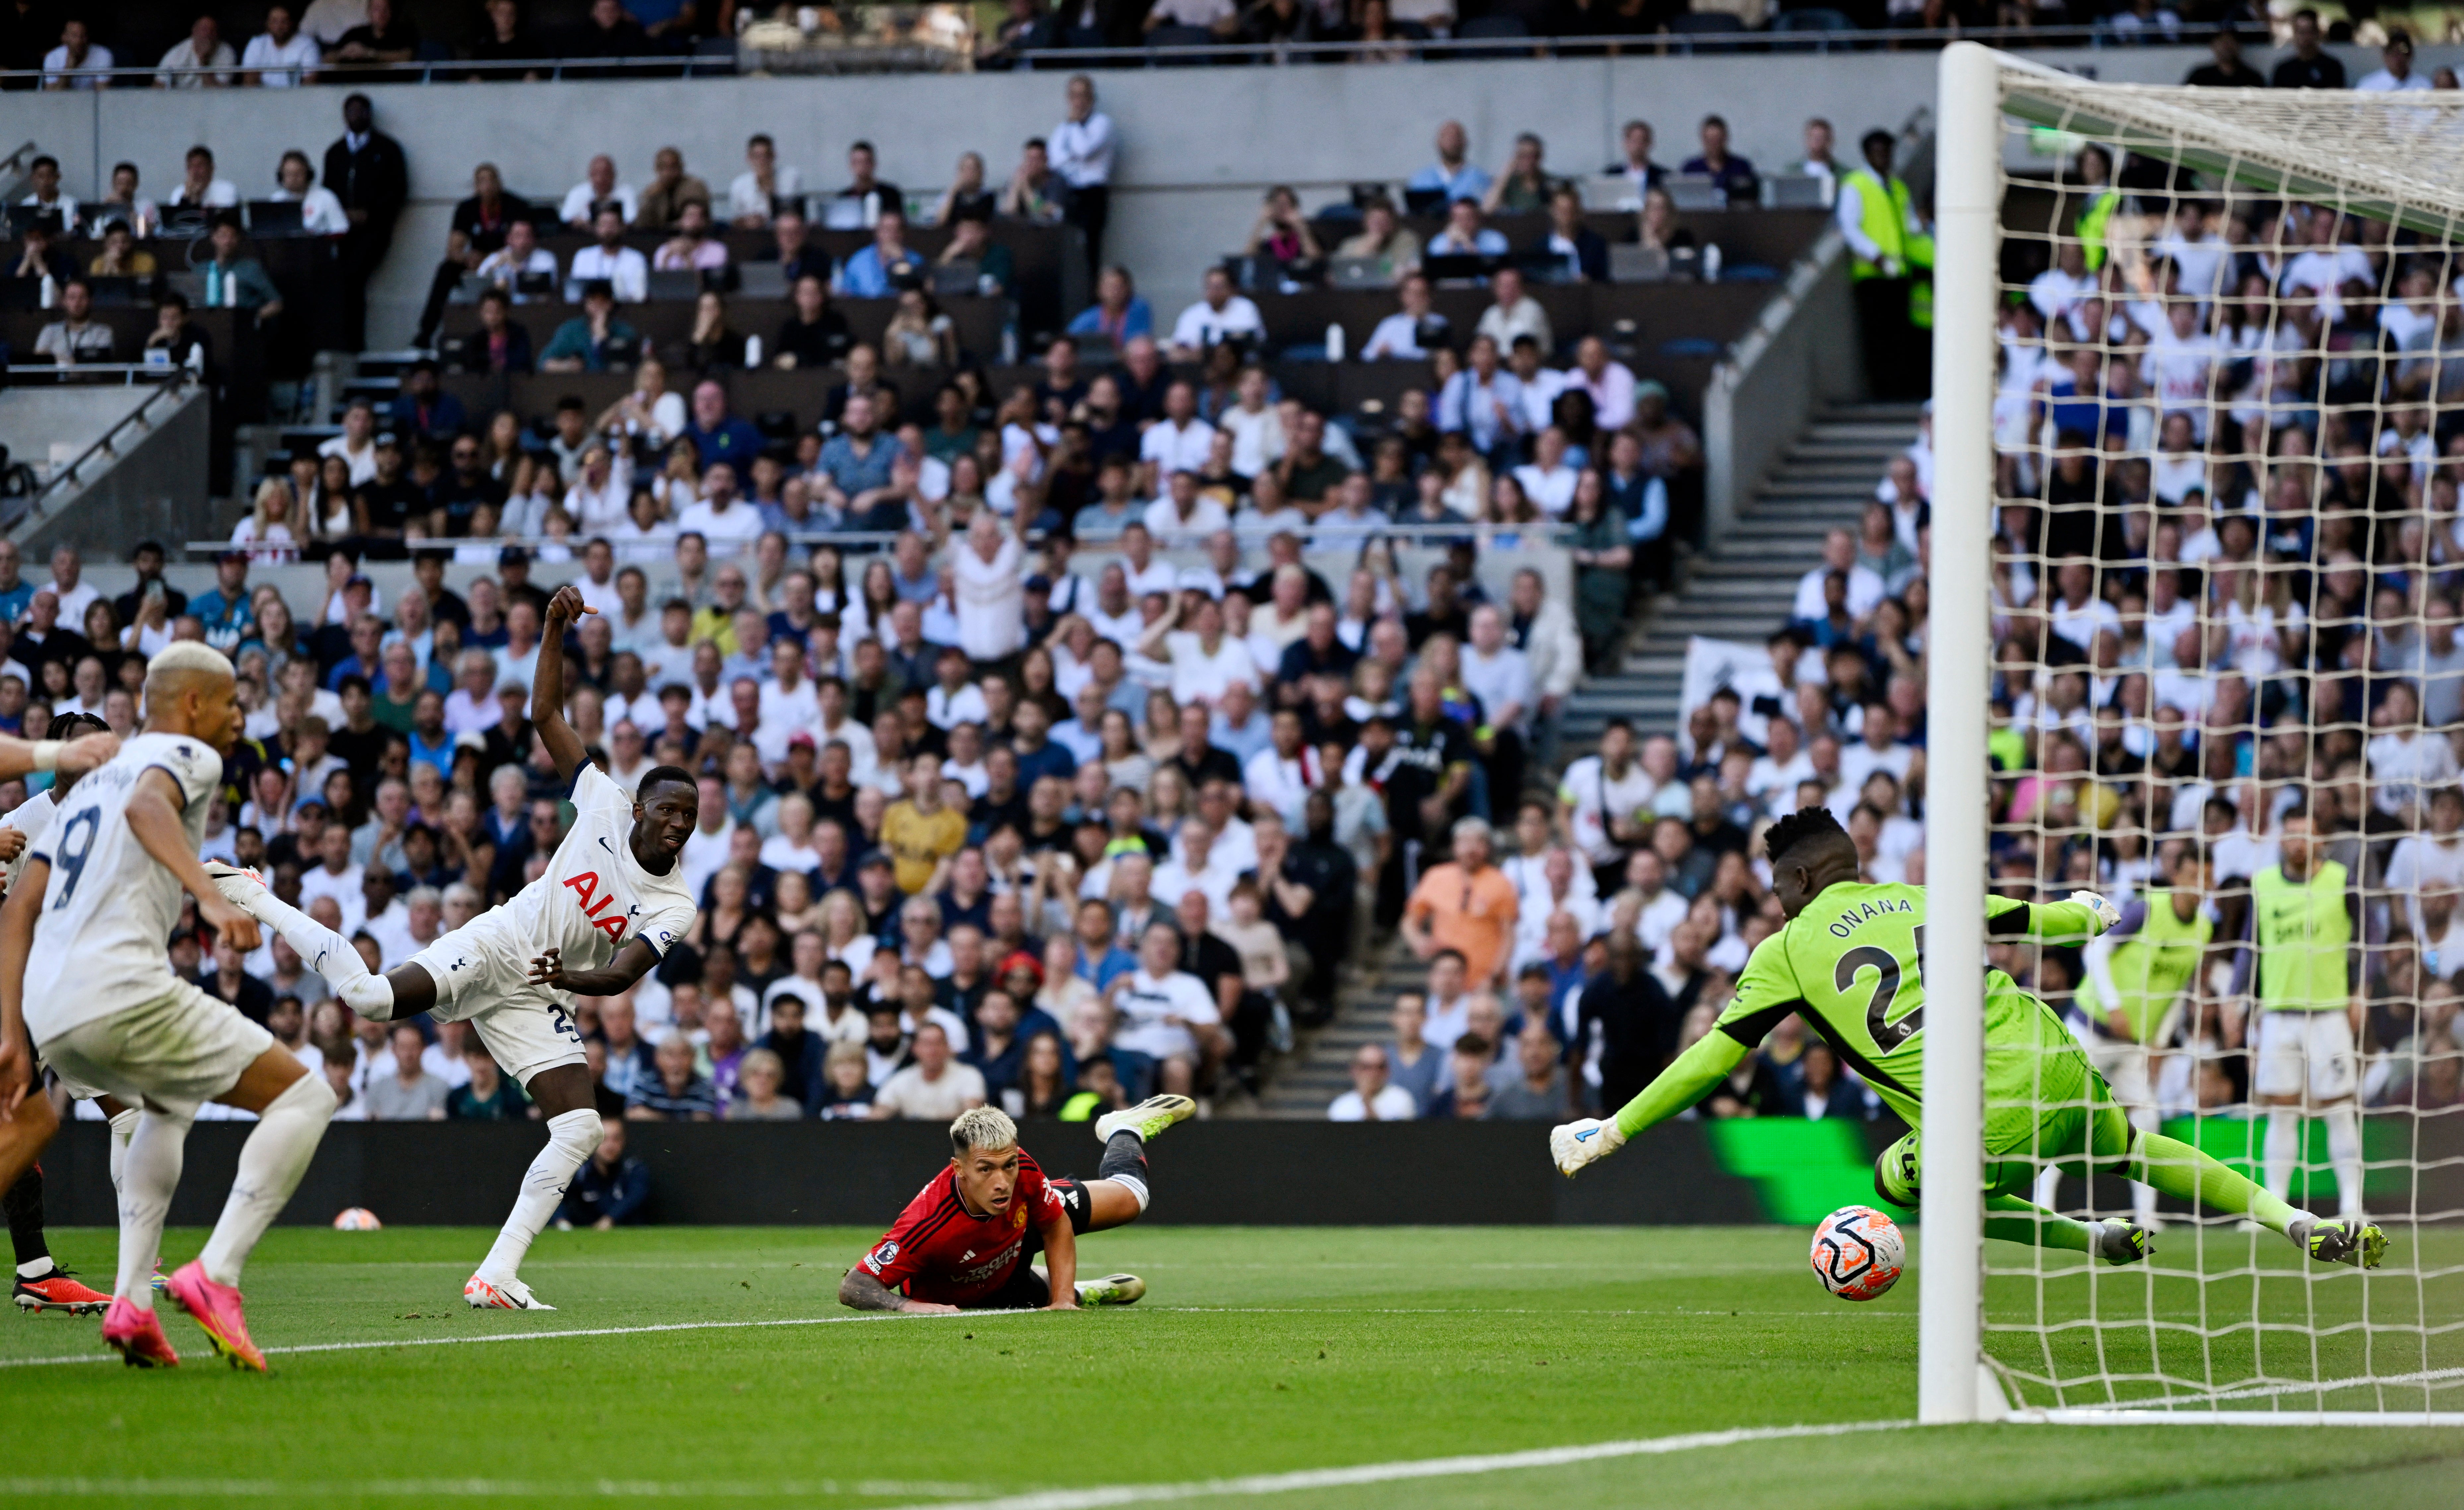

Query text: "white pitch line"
[0, 1303, 1902, 1370]
[867, 1422, 1920, 1510]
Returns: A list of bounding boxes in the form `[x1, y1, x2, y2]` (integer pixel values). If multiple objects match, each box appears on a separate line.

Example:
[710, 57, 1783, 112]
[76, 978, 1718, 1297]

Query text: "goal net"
[1923, 43, 2464, 1426]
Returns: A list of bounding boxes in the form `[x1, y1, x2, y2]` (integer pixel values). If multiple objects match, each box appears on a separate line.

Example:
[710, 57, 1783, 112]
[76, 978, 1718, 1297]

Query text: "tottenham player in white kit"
[0, 646, 338, 1369]
[0, 712, 133, 1314]
[212, 585, 699, 1311]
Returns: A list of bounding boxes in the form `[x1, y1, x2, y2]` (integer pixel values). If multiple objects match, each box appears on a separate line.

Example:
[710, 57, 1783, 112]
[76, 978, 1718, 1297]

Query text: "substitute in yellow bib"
[2056, 847, 2218, 1227]
[2240, 811, 2367, 1219]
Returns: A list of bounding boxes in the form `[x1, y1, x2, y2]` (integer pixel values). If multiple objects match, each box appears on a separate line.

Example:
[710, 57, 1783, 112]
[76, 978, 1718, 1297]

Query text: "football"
[1810, 1205, 1903, 1301]
[332, 1207, 385, 1231]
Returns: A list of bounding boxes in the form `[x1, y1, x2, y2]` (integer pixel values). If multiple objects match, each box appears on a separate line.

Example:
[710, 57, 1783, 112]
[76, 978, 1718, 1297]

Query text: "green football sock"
[1984, 1194, 2096, 1252]
[2128, 1132, 2302, 1235]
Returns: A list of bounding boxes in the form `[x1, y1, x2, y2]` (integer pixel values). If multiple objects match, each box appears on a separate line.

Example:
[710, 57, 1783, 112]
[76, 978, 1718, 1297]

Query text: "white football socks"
[116, 1109, 191, 1309]
[2322, 1106, 2365, 1219]
[477, 1109, 602, 1285]
[107, 1106, 137, 1195]
[199, 1071, 338, 1287]
[2263, 1111, 2301, 1200]
[248, 890, 397, 1019]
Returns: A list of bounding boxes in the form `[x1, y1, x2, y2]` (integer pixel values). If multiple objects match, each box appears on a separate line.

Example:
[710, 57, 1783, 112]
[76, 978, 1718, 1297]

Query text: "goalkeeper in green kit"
[1551, 808, 2386, 1269]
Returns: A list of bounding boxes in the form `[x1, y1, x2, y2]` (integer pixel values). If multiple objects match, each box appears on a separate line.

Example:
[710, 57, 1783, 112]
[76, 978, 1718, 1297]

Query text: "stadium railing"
[0, 24, 2253, 87]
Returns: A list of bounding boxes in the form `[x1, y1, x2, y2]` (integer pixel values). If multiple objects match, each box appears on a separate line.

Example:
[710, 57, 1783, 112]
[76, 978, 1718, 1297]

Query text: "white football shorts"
[2252, 1009, 2358, 1103]
[37, 981, 276, 1119]
[406, 918, 589, 1087]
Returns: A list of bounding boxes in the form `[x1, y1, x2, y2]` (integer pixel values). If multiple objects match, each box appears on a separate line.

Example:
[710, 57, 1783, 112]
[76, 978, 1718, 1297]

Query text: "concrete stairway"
[1250, 402, 1920, 1117]
[1560, 401, 1924, 749]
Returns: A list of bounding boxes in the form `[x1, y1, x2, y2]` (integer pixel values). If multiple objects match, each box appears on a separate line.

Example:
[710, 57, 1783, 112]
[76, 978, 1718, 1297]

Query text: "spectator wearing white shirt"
[1472, 267, 1550, 355]
[477, 218, 559, 296]
[1144, 470, 1229, 544]
[1137, 381, 1216, 494]
[1242, 709, 1321, 828]
[1461, 604, 1535, 800]
[1836, 703, 1914, 794]
[156, 15, 236, 87]
[2028, 240, 2096, 340]
[1049, 75, 1119, 272]
[270, 151, 350, 235]
[1116, 919, 1223, 1097]
[560, 156, 640, 229]
[1140, 592, 1258, 708]
[166, 146, 240, 210]
[953, 505, 1025, 663]
[1791, 528, 1886, 624]
[726, 133, 803, 227]
[16, 155, 75, 232]
[1362, 272, 1450, 361]
[1152, 821, 1240, 918]
[40, 19, 112, 89]
[567, 206, 650, 303]
[1328, 1043, 1417, 1120]
[243, 6, 321, 85]
[1512, 428, 1580, 518]
[1169, 266, 1264, 362]
[2367, 682, 2458, 819]
[2357, 33, 2431, 92]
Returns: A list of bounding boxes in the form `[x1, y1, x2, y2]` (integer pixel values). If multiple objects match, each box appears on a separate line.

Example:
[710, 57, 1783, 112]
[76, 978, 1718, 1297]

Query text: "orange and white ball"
[1810, 1205, 1903, 1301]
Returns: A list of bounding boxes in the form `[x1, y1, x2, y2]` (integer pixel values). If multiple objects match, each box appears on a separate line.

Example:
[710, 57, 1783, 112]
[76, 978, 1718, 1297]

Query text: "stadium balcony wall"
[0, 43, 2263, 349]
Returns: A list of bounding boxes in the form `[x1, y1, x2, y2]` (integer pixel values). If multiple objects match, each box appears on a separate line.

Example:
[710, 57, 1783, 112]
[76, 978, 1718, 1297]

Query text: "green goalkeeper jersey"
[1612, 882, 2107, 1146]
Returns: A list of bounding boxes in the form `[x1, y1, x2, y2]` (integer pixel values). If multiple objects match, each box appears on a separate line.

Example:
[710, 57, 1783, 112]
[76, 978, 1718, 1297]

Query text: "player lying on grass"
[840, 1099, 1193, 1314]
[1551, 806, 2385, 1270]
[0, 645, 338, 1370]
[2, 714, 133, 1314]
[207, 586, 700, 1312]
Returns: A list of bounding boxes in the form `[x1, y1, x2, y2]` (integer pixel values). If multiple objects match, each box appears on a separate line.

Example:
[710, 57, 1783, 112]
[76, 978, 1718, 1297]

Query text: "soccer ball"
[332, 1207, 384, 1231]
[1810, 1205, 1903, 1302]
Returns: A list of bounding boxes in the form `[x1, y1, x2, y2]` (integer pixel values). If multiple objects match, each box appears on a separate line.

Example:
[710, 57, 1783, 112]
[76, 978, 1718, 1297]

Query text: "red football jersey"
[859, 1150, 1067, 1305]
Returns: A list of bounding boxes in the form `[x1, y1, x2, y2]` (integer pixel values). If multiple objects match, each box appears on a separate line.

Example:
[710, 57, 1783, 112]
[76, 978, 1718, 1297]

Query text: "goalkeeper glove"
[2067, 889, 2122, 934]
[1550, 1118, 1625, 1178]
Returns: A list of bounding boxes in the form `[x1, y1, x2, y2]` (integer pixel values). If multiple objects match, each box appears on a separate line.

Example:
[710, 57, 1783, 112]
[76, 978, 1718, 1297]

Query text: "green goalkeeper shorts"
[1873, 1038, 2137, 1206]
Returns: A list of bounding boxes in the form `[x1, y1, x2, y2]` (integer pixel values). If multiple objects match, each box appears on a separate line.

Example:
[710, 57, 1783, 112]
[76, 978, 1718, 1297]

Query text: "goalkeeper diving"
[1552, 807, 2385, 1269]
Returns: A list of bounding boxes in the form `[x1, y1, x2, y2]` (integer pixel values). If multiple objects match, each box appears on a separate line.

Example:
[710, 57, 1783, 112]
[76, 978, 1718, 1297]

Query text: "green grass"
[1, 1225, 2460, 1508]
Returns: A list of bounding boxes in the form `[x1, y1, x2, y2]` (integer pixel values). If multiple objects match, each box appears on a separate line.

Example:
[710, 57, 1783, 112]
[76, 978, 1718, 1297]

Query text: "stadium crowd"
[1355, 156, 2464, 1130]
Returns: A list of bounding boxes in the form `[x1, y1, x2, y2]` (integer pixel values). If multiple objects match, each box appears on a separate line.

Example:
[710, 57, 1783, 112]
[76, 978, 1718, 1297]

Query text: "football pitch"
[2, 1225, 2461, 1509]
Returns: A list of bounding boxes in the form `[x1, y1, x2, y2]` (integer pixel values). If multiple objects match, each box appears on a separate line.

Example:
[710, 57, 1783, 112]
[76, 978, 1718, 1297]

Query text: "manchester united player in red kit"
[839, 1098, 1193, 1313]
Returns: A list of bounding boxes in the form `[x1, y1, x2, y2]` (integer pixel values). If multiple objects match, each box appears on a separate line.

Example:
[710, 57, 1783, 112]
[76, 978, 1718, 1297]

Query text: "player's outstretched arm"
[0, 856, 48, 1116]
[128, 770, 260, 954]
[529, 937, 663, 998]
[838, 1267, 957, 1315]
[1551, 1029, 1748, 1177]
[1039, 1212, 1078, 1310]
[1986, 892, 2116, 943]
[0, 730, 117, 782]
[532, 584, 592, 787]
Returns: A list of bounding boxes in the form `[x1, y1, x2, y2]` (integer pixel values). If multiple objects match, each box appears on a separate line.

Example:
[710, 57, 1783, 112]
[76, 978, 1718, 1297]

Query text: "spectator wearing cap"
[390, 359, 466, 440]
[542, 282, 638, 372]
[566, 206, 649, 304]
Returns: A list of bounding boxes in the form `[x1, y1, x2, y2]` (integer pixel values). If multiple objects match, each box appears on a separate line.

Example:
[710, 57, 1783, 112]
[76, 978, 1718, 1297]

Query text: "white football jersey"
[23, 733, 221, 1040]
[0, 788, 57, 895]
[482, 763, 695, 975]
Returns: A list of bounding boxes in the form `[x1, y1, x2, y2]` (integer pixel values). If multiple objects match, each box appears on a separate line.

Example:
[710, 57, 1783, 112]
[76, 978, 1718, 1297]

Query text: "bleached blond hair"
[949, 1105, 1019, 1158]
[142, 641, 235, 704]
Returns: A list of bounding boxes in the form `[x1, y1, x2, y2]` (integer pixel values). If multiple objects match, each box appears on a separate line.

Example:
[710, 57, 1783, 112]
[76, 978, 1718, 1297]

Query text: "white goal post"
[1924, 41, 2464, 1426]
